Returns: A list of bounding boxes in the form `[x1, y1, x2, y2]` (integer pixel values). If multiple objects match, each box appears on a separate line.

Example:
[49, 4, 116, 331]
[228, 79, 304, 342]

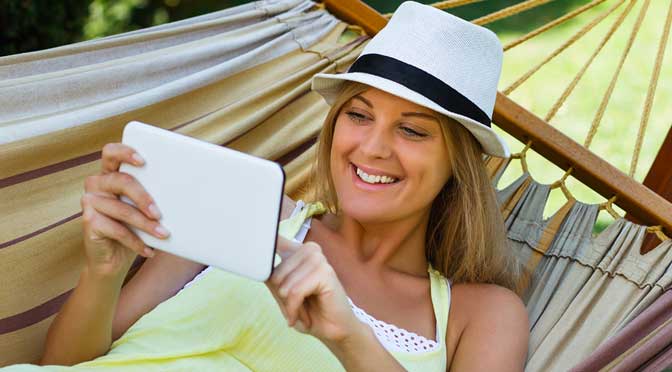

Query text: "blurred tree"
[84, 0, 251, 39]
[1, 0, 590, 56]
[0, 0, 90, 56]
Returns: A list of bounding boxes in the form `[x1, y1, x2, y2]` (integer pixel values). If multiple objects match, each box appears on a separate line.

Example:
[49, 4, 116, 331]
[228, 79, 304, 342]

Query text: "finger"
[88, 209, 154, 258]
[90, 172, 160, 220]
[281, 264, 321, 326]
[86, 193, 169, 240]
[276, 235, 301, 259]
[101, 143, 144, 174]
[268, 262, 312, 329]
[297, 304, 312, 331]
[270, 247, 310, 288]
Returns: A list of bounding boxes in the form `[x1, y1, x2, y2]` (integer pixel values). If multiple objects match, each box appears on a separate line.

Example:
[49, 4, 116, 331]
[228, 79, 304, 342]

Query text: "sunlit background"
[2, 0, 670, 233]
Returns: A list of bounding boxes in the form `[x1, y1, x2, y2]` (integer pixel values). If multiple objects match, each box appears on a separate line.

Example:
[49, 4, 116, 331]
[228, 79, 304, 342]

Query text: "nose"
[359, 122, 392, 159]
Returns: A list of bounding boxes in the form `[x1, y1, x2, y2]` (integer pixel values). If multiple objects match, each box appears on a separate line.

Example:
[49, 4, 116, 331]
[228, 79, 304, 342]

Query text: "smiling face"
[329, 87, 453, 224]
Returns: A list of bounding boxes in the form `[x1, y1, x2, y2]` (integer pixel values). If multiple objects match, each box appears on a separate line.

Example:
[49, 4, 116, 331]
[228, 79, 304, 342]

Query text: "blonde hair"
[309, 81, 523, 293]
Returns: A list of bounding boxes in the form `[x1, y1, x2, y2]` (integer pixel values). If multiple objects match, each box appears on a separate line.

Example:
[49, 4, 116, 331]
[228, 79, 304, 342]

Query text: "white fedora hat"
[311, 1, 510, 157]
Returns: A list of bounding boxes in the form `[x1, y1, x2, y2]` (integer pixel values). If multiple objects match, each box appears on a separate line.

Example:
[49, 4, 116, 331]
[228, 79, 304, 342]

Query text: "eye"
[346, 111, 369, 123]
[400, 126, 427, 138]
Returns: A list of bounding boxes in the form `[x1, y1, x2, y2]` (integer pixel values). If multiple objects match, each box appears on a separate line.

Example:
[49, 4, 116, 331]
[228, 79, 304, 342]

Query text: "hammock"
[1, 0, 671, 370]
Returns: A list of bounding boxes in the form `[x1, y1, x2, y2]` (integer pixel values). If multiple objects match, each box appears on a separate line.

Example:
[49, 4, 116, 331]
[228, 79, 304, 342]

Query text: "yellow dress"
[4, 201, 450, 371]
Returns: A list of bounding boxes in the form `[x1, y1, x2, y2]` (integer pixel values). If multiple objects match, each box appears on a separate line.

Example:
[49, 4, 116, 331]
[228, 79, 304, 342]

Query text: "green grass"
[364, 1, 671, 235]
[486, 0, 672, 234]
[357, 1, 671, 235]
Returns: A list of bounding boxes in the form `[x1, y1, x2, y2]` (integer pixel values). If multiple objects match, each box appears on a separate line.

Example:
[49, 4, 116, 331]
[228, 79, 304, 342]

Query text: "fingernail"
[149, 203, 162, 219]
[154, 225, 170, 238]
[132, 153, 145, 165]
[144, 247, 155, 257]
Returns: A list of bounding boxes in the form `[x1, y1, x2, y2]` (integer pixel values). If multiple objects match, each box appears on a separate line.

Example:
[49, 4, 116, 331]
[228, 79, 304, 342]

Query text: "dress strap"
[278, 200, 326, 241]
[275, 201, 326, 267]
[428, 266, 450, 344]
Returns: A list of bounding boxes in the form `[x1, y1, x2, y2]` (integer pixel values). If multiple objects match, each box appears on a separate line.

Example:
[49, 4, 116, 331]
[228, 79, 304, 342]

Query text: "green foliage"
[0, 0, 90, 56]
[83, 0, 248, 39]
[84, 0, 151, 39]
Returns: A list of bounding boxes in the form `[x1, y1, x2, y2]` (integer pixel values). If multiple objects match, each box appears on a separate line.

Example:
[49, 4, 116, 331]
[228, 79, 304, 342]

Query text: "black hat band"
[347, 53, 491, 127]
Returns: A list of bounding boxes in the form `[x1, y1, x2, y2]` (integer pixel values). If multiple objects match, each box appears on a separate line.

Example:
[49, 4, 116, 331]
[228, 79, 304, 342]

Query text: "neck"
[332, 209, 431, 277]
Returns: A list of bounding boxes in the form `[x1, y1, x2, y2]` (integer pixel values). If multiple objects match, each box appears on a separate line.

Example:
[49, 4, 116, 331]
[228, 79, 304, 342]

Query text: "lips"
[350, 162, 403, 180]
[350, 162, 403, 190]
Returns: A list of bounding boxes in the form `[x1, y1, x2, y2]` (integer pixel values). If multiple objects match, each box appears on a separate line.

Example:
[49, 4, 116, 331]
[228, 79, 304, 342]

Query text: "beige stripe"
[525, 199, 576, 273]
[0, 218, 82, 319]
[229, 93, 327, 157]
[0, 315, 54, 366]
[1, 162, 93, 245]
[501, 177, 532, 221]
[0, 49, 314, 180]
[0, 24, 360, 181]
[284, 144, 317, 198]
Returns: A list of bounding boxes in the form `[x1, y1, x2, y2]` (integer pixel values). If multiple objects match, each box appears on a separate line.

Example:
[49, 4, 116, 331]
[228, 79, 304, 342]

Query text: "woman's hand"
[81, 143, 170, 278]
[266, 237, 362, 344]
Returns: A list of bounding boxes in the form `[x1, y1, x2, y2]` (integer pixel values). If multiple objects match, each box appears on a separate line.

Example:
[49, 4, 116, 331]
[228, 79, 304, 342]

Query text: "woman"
[37, 2, 528, 371]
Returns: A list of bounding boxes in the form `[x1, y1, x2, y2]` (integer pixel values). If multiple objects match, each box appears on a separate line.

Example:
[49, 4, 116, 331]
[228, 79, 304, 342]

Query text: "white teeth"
[355, 166, 397, 184]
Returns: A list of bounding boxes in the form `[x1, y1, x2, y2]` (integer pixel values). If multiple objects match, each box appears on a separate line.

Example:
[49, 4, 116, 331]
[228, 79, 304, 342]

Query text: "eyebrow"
[351, 95, 439, 123]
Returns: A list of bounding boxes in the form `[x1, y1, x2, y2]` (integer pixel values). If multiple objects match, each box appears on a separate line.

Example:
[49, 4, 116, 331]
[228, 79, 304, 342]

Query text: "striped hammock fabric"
[1, 0, 672, 370]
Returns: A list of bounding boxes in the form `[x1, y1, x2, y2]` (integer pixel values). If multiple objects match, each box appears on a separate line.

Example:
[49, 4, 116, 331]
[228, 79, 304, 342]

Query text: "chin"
[337, 192, 402, 224]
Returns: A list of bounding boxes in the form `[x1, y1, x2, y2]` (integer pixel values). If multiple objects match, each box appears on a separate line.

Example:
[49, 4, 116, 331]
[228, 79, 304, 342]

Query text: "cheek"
[330, 120, 355, 181]
[403, 145, 452, 199]
[330, 119, 361, 165]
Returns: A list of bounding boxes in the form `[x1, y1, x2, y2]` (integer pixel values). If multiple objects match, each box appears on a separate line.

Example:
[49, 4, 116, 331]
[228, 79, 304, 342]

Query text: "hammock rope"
[472, 0, 556, 26]
[503, 0, 625, 96]
[510, 139, 533, 175]
[647, 225, 672, 242]
[383, 0, 483, 18]
[599, 195, 622, 220]
[544, 0, 637, 122]
[347, 0, 670, 239]
[584, 0, 650, 149]
[430, 0, 483, 11]
[503, 0, 609, 51]
[629, 0, 672, 177]
[549, 166, 576, 203]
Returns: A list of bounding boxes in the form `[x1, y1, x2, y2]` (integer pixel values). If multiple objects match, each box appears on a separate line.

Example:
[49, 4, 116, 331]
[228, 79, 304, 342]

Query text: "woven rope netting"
[379, 0, 672, 240]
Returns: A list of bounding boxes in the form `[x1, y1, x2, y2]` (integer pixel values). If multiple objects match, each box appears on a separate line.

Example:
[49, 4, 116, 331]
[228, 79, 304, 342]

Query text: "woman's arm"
[40, 266, 126, 366]
[448, 284, 529, 372]
[267, 238, 406, 371]
[112, 251, 205, 340]
[42, 191, 297, 365]
[322, 323, 407, 371]
[113, 194, 297, 339]
[41, 247, 207, 366]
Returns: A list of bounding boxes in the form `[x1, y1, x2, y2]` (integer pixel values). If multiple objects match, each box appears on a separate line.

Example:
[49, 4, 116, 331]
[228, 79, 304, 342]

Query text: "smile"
[350, 163, 402, 189]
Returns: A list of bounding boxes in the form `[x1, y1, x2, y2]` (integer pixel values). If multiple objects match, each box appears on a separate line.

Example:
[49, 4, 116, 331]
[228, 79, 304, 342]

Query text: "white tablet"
[119, 121, 285, 282]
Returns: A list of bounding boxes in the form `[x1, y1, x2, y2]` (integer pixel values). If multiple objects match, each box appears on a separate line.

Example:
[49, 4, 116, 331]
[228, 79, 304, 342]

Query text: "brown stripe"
[0, 139, 318, 331]
[0, 151, 101, 190]
[276, 136, 318, 166]
[0, 229, 152, 334]
[0, 127, 314, 250]
[0, 110, 225, 190]
[0, 290, 72, 335]
[0, 212, 81, 250]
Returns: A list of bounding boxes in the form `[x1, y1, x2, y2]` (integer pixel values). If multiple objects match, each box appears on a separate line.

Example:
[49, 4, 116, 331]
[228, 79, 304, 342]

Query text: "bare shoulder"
[448, 283, 529, 372]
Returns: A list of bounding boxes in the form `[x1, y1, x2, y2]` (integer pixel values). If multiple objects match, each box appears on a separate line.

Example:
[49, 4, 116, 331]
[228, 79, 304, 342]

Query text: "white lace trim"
[348, 297, 441, 354]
